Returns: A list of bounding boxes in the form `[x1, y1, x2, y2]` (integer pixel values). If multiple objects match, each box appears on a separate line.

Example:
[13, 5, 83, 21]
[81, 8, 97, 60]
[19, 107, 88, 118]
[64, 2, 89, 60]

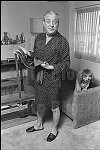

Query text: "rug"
[1, 114, 100, 150]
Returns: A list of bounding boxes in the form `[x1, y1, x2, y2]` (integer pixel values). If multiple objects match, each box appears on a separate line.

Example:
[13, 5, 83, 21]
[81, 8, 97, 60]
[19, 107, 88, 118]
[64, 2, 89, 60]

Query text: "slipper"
[46, 131, 59, 142]
[26, 126, 44, 132]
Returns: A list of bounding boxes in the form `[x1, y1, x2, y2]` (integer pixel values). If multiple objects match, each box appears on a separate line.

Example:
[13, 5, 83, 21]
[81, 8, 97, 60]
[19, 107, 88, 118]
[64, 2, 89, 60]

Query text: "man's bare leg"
[51, 107, 60, 135]
[34, 111, 43, 129]
[26, 110, 44, 132]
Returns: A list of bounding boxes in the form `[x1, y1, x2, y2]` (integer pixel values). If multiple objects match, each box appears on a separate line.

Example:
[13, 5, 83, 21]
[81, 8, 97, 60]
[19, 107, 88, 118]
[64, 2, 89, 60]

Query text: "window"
[74, 6, 100, 63]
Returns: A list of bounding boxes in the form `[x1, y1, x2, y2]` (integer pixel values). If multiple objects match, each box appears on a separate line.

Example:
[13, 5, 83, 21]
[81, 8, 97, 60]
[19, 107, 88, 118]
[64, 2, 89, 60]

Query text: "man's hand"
[41, 62, 54, 70]
[34, 58, 44, 67]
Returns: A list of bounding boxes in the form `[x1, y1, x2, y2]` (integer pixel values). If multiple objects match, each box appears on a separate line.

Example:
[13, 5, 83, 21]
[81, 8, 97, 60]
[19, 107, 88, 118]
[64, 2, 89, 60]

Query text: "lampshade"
[30, 18, 44, 34]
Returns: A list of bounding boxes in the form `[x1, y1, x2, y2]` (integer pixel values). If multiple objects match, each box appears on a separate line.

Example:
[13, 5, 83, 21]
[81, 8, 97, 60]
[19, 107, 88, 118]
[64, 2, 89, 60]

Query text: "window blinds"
[74, 6, 100, 63]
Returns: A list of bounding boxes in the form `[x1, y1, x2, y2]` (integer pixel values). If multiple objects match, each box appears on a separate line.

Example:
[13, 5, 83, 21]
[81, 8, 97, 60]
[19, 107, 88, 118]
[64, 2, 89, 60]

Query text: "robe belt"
[36, 69, 53, 85]
[36, 70, 43, 85]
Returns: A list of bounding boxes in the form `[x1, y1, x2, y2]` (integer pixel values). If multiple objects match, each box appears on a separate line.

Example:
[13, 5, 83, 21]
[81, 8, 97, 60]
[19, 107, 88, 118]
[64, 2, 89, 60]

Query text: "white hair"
[43, 10, 59, 22]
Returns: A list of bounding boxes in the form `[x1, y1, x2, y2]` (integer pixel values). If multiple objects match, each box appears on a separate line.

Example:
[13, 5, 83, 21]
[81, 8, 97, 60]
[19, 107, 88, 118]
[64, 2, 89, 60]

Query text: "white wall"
[1, 1, 100, 79]
[1, 1, 69, 79]
[68, 1, 100, 79]
[1, 1, 68, 39]
[1, 1, 69, 59]
[67, 1, 80, 71]
[74, 1, 100, 8]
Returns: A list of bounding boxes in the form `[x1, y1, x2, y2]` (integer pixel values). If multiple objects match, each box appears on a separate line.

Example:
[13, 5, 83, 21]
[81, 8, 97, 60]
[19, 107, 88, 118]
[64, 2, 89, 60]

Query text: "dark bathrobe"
[28, 31, 70, 114]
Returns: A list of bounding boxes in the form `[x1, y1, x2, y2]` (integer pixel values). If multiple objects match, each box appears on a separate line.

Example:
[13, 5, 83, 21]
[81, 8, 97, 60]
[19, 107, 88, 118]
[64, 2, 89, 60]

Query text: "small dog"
[74, 69, 94, 92]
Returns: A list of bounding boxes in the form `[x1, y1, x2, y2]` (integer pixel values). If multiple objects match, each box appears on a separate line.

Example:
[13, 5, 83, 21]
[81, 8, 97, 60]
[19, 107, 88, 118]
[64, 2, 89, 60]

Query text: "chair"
[61, 69, 100, 128]
[14, 53, 36, 117]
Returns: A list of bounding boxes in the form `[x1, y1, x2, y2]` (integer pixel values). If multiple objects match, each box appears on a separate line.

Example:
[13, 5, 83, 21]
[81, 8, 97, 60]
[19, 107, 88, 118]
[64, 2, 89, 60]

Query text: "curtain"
[74, 6, 100, 63]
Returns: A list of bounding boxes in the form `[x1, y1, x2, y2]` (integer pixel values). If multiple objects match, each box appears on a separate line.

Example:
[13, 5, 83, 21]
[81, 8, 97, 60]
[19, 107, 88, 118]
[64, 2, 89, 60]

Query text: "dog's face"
[76, 69, 94, 92]
[82, 72, 93, 83]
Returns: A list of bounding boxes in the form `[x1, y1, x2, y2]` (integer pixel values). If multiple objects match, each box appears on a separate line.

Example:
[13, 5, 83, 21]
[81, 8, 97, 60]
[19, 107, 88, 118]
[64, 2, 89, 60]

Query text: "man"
[25, 10, 70, 142]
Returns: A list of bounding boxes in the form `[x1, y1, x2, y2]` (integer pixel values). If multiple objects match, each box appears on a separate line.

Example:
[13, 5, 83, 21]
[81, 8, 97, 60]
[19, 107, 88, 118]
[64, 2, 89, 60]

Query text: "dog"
[74, 69, 94, 92]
